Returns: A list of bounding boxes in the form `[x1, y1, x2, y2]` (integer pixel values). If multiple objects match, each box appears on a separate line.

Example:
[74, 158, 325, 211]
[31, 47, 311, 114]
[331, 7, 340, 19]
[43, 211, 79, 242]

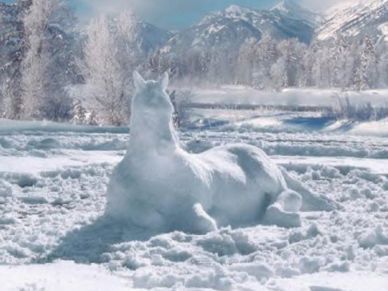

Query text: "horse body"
[106, 72, 335, 233]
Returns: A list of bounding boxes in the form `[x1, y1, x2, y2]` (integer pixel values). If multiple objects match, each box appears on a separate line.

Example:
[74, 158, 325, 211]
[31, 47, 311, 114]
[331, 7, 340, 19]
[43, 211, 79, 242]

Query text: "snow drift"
[105, 72, 335, 233]
[1, 116, 388, 290]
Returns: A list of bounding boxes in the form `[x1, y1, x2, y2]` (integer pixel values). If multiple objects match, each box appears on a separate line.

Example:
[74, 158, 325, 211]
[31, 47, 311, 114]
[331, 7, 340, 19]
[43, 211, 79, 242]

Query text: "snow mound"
[0, 181, 12, 197]
[105, 73, 335, 233]
[0, 117, 387, 290]
[358, 225, 388, 248]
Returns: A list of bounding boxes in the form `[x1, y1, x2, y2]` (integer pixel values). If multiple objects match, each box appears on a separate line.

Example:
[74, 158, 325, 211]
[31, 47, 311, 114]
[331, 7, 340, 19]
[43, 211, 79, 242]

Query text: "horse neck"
[129, 108, 179, 155]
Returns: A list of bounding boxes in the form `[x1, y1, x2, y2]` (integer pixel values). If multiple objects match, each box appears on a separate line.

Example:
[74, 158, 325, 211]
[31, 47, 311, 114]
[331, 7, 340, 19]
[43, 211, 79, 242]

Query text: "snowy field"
[1, 110, 388, 291]
[185, 86, 388, 108]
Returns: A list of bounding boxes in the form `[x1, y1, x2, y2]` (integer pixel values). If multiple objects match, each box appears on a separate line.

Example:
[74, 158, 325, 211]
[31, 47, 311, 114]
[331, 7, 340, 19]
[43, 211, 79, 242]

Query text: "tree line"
[153, 34, 388, 91]
[0, 0, 387, 125]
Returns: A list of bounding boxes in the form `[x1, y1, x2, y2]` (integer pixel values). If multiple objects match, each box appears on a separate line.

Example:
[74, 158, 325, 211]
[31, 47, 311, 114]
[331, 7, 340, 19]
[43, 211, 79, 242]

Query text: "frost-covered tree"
[270, 39, 305, 89]
[82, 13, 136, 125]
[148, 26, 387, 90]
[342, 41, 359, 89]
[254, 35, 278, 89]
[300, 43, 316, 87]
[207, 47, 235, 85]
[312, 44, 332, 88]
[20, 0, 77, 120]
[0, 82, 12, 117]
[330, 35, 350, 88]
[22, 0, 53, 118]
[376, 42, 388, 87]
[0, 0, 31, 118]
[115, 11, 138, 73]
[236, 38, 257, 85]
[353, 37, 378, 91]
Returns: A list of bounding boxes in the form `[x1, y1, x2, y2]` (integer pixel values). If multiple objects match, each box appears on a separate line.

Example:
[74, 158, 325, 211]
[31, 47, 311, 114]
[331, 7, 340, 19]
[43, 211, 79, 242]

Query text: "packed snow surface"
[0, 261, 130, 291]
[1, 100, 388, 290]
[186, 86, 388, 108]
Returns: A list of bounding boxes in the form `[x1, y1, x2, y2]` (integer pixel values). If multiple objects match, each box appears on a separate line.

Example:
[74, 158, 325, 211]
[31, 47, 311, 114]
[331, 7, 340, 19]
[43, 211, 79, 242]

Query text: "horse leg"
[263, 190, 302, 228]
[186, 203, 217, 234]
[129, 201, 166, 231]
[281, 168, 339, 211]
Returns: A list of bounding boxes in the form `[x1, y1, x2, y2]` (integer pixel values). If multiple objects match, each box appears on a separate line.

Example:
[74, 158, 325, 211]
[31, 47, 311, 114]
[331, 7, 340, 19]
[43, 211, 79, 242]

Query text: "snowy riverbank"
[186, 87, 388, 108]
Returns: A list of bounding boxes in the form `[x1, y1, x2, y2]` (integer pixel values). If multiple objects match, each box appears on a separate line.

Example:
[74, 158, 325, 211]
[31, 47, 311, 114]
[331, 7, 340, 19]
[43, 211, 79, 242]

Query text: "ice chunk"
[289, 223, 321, 243]
[230, 262, 274, 280]
[358, 226, 388, 248]
[20, 196, 48, 205]
[299, 257, 321, 274]
[16, 174, 38, 188]
[0, 180, 12, 197]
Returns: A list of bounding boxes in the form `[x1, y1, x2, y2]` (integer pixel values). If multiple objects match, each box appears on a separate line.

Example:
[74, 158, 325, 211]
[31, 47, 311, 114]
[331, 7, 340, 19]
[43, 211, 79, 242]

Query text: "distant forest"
[1, 0, 387, 124]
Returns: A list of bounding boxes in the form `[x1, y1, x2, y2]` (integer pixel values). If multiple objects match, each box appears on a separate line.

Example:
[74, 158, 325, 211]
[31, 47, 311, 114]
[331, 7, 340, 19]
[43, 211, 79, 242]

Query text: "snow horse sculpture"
[105, 72, 335, 233]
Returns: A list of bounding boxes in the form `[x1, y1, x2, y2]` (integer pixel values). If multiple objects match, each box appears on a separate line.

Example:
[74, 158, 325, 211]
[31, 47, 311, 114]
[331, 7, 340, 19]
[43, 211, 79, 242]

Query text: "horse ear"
[159, 72, 169, 91]
[133, 71, 145, 90]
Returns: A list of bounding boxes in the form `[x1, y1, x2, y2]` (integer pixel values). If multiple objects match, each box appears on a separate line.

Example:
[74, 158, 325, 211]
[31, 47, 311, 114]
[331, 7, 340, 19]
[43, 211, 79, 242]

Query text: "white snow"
[378, 22, 388, 41]
[0, 261, 130, 291]
[274, 155, 388, 175]
[346, 120, 388, 137]
[1, 86, 388, 290]
[184, 86, 388, 108]
[0, 151, 120, 174]
[276, 272, 388, 291]
[1, 262, 386, 291]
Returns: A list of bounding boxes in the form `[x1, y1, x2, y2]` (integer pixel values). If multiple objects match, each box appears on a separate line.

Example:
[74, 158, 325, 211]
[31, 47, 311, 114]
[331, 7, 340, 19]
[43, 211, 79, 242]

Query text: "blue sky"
[2, 0, 338, 29]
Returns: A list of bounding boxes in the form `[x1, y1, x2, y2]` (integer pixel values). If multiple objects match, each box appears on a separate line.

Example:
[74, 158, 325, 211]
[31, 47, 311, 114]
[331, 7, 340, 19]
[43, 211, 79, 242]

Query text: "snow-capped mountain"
[161, 5, 261, 56]
[132, 21, 172, 55]
[160, 3, 317, 58]
[317, 0, 388, 41]
[97, 14, 172, 57]
[271, 0, 323, 27]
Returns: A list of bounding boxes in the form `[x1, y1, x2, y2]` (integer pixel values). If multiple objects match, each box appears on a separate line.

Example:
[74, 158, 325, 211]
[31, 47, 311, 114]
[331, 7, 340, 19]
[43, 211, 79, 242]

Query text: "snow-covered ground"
[185, 86, 388, 108]
[1, 110, 388, 290]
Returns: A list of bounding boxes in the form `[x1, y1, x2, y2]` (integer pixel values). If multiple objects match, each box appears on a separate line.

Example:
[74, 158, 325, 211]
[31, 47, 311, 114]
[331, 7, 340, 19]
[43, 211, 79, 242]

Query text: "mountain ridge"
[317, 0, 388, 41]
[158, 2, 318, 63]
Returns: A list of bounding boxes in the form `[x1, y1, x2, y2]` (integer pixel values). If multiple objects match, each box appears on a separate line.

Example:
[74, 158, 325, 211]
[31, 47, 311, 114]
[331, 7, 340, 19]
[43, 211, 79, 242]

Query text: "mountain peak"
[223, 4, 254, 18]
[225, 4, 244, 13]
[317, 0, 388, 41]
[271, 0, 322, 26]
[272, 0, 300, 12]
[198, 4, 254, 26]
